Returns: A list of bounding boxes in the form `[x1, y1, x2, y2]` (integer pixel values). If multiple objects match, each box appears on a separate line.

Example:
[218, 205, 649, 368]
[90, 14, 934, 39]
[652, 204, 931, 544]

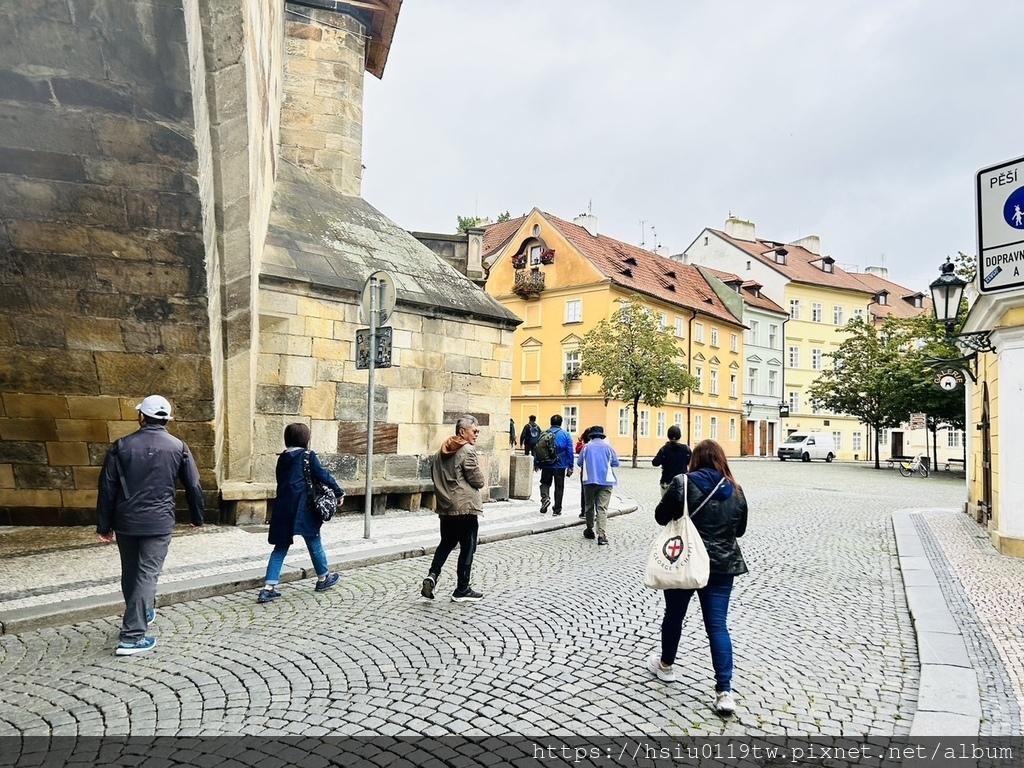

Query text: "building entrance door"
[744, 421, 755, 456]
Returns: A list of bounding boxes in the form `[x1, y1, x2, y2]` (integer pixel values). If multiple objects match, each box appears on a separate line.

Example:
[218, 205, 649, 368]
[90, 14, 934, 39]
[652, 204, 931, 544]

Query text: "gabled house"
[680, 218, 876, 461]
[698, 268, 788, 457]
[483, 210, 746, 457]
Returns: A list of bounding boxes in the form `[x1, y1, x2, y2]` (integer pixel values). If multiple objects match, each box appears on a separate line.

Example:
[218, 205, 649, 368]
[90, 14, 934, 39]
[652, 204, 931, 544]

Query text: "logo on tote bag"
[662, 536, 686, 564]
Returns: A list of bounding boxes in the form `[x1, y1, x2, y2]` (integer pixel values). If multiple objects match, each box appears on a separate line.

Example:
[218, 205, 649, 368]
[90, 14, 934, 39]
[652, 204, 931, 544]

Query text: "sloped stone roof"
[261, 161, 520, 325]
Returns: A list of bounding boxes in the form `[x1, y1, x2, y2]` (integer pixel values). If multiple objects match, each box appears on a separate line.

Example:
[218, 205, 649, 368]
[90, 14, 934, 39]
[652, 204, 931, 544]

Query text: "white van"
[777, 432, 836, 462]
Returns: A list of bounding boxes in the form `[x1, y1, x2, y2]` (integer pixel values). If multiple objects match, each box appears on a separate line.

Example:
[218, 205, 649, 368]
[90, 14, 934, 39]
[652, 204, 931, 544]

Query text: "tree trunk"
[631, 395, 640, 468]
[874, 426, 881, 469]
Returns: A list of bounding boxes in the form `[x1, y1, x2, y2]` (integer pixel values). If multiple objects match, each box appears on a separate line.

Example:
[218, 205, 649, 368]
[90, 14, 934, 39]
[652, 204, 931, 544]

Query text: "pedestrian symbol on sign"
[1004, 187, 1024, 229]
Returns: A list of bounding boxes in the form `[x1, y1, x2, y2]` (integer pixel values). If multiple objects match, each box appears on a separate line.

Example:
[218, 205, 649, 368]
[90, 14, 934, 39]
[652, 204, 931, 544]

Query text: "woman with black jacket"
[651, 425, 691, 496]
[649, 439, 748, 716]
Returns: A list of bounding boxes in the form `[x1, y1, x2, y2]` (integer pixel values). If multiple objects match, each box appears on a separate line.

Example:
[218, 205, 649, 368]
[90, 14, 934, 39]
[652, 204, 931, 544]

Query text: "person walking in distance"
[534, 414, 574, 516]
[649, 439, 748, 717]
[257, 423, 345, 604]
[575, 427, 592, 519]
[509, 418, 517, 449]
[422, 415, 486, 602]
[96, 395, 204, 656]
[652, 425, 692, 496]
[520, 414, 542, 456]
[576, 425, 619, 544]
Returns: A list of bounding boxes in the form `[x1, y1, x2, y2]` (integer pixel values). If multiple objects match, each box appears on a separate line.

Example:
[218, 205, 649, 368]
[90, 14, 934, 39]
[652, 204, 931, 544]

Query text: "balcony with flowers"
[513, 268, 546, 300]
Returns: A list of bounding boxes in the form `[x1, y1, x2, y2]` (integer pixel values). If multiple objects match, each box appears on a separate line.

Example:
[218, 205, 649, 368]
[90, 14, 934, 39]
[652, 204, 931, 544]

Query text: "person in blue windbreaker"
[576, 425, 619, 545]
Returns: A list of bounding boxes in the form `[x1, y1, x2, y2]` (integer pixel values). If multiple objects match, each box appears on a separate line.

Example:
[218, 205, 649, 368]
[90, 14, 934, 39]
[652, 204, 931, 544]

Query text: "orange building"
[484, 210, 746, 457]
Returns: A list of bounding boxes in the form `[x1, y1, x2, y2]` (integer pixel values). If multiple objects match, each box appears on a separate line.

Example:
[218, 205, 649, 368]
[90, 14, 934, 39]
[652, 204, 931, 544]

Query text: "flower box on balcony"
[511, 254, 527, 269]
[513, 269, 545, 300]
[539, 249, 555, 265]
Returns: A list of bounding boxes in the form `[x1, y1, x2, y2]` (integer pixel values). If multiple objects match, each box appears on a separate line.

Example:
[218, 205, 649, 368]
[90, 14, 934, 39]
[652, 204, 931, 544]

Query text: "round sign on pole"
[360, 270, 397, 326]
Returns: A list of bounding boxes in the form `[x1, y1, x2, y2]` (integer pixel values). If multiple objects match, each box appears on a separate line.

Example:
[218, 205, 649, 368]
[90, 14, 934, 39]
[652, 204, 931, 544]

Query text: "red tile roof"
[699, 266, 787, 315]
[709, 229, 875, 295]
[851, 272, 932, 321]
[528, 213, 743, 326]
[482, 216, 528, 259]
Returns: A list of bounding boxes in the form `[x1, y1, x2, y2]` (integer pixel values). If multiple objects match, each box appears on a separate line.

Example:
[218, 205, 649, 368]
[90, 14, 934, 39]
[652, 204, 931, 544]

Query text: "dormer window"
[914, 295, 923, 308]
[774, 248, 788, 265]
[876, 291, 889, 306]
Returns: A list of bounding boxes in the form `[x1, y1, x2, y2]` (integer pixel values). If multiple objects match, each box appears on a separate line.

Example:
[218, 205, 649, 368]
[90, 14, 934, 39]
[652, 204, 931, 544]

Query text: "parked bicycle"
[899, 454, 929, 478]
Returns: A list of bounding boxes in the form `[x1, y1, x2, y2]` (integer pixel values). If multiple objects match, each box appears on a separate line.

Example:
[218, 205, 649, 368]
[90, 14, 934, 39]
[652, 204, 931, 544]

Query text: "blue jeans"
[264, 535, 329, 585]
[660, 573, 735, 692]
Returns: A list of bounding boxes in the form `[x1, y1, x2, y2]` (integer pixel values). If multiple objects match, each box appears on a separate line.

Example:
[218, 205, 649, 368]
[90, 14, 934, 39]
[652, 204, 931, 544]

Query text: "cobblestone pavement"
[0, 460, 1005, 739]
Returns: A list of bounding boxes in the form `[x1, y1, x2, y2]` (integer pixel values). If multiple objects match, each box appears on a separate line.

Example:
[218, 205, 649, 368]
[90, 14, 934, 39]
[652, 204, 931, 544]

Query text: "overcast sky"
[362, 1, 1022, 293]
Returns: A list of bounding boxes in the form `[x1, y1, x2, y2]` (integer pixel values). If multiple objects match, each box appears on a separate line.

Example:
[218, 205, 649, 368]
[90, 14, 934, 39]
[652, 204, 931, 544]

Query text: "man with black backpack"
[520, 414, 542, 456]
[534, 414, 574, 516]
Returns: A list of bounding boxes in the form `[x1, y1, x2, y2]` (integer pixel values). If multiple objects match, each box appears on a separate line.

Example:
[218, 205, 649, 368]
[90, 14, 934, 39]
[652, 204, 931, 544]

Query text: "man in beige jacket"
[422, 415, 486, 602]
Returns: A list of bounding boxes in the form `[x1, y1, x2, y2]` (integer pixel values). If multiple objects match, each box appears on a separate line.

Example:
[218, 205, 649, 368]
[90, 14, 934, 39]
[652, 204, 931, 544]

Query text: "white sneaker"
[715, 690, 737, 715]
[646, 653, 675, 682]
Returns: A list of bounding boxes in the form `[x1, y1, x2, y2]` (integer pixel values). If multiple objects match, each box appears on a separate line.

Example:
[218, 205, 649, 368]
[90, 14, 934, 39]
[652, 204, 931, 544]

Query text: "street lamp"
[929, 257, 966, 334]
[925, 258, 994, 383]
[743, 400, 754, 417]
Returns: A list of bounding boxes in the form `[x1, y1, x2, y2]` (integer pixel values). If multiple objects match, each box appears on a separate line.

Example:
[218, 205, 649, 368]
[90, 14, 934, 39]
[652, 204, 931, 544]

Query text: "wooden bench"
[886, 455, 914, 469]
[944, 458, 965, 472]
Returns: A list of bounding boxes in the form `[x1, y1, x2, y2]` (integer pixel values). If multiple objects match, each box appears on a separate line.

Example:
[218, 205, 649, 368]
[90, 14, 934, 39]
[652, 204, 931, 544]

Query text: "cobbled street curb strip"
[0, 501, 636, 637]
[893, 509, 981, 737]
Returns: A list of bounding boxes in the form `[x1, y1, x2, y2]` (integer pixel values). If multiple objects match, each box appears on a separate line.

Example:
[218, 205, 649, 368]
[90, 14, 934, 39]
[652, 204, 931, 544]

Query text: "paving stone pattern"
[0, 462, 992, 737]
[917, 512, 1024, 734]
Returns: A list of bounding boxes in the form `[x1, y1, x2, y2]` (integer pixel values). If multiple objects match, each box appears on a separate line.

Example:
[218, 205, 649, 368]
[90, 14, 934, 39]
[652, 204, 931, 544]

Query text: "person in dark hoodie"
[422, 415, 486, 602]
[650, 439, 748, 717]
[652, 424, 692, 496]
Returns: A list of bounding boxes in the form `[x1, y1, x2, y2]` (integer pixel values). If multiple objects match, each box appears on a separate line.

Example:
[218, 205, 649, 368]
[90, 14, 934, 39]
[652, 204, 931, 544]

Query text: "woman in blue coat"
[258, 423, 345, 603]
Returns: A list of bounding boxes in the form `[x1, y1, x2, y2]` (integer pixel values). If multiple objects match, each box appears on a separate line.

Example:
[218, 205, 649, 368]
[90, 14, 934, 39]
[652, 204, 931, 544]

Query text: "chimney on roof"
[655, 245, 670, 257]
[574, 213, 598, 237]
[791, 235, 821, 255]
[724, 217, 755, 241]
[865, 265, 889, 279]
[282, 3, 368, 196]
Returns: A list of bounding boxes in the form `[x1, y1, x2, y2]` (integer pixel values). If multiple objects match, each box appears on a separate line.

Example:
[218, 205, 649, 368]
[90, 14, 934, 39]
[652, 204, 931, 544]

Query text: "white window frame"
[811, 348, 823, 371]
[832, 431, 842, 451]
[729, 418, 737, 441]
[788, 346, 800, 368]
[674, 413, 683, 431]
[674, 317, 685, 338]
[730, 333, 738, 352]
[695, 323, 705, 343]
[833, 305, 844, 325]
[564, 299, 582, 324]
[789, 391, 800, 414]
[694, 365, 703, 392]
[947, 429, 964, 448]
[767, 369, 778, 397]
[658, 312, 668, 332]
[748, 368, 758, 395]
[768, 324, 778, 349]
[564, 349, 581, 374]
[789, 300, 801, 320]
[639, 409, 650, 438]
[812, 302, 822, 323]
[656, 411, 666, 438]
[710, 328, 719, 347]
[710, 370, 719, 395]
[710, 416, 718, 440]
[729, 374, 737, 398]
[853, 432, 863, 452]
[618, 408, 629, 437]
[746, 320, 759, 346]
[563, 406, 578, 435]
[694, 414, 703, 440]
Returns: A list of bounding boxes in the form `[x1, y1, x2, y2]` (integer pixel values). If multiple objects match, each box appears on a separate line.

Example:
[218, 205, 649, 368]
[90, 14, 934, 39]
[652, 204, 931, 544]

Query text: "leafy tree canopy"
[579, 295, 699, 467]
[456, 211, 512, 233]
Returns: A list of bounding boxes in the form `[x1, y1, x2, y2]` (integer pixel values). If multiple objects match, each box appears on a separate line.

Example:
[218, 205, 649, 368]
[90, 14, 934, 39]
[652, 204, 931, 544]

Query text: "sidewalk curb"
[0, 501, 637, 636]
[892, 509, 981, 737]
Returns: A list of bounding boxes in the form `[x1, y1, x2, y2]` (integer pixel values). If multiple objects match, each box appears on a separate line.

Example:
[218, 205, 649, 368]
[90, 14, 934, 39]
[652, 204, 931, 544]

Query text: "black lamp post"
[743, 400, 754, 418]
[929, 258, 966, 335]
[925, 258, 994, 383]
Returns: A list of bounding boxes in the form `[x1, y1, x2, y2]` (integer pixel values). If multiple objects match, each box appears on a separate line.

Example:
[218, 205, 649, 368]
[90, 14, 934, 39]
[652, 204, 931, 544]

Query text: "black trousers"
[428, 514, 479, 592]
[539, 467, 566, 513]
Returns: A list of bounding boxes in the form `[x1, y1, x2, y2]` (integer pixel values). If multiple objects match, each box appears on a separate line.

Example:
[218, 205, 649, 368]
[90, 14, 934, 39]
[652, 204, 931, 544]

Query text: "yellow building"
[683, 219, 878, 461]
[483, 210, 745, 457]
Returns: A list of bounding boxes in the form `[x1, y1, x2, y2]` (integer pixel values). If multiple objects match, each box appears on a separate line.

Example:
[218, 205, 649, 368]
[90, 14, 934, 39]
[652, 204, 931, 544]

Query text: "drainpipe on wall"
[687, 309, 697, 442]
[780, 316, 789, 441]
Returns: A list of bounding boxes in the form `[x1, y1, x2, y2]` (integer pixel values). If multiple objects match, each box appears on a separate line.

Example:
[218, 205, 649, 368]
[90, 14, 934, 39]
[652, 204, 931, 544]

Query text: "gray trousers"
[116, 532, 172, 642]
[584, 485, 612, 537]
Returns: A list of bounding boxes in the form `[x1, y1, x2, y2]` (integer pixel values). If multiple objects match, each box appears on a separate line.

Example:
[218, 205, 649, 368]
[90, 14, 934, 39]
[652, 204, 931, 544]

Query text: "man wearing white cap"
[96, 395, 204, 656]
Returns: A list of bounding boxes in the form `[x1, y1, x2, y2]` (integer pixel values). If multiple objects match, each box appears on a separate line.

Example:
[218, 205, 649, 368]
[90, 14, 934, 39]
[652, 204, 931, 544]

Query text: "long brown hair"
[689, 439, 738, 487]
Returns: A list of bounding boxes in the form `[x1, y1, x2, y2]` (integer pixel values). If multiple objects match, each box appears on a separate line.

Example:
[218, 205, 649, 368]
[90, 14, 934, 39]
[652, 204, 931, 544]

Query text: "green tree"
[456, 212, 511, 233]
[807, 317, 924, 469]
[579, 295, 699, 467]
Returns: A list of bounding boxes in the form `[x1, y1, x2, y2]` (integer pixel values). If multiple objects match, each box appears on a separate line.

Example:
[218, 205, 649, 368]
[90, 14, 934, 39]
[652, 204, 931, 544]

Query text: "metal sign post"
[358, 271, 396, 540]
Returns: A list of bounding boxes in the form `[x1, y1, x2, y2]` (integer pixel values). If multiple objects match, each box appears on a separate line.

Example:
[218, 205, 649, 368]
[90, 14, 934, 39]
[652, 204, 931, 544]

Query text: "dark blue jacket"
[534, 427, 575, 471]
[269, 448, 343, 546]
[652, 441, 692, 485]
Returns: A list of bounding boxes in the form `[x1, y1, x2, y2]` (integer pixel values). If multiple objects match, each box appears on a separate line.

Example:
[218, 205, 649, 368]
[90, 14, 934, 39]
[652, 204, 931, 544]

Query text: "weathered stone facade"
[0, 0, 518, 526]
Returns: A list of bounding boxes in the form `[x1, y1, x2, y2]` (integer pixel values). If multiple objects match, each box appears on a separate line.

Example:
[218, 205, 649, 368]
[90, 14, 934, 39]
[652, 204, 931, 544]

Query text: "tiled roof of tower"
[699, 266, 787, 314]
[852, 272, 932, 321]
[710, 229, 874, 295]
[540, 214, 742, 325]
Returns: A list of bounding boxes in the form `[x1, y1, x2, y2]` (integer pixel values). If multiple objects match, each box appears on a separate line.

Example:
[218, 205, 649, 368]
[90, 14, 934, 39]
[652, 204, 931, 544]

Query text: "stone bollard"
[508, 454, 534, 500]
